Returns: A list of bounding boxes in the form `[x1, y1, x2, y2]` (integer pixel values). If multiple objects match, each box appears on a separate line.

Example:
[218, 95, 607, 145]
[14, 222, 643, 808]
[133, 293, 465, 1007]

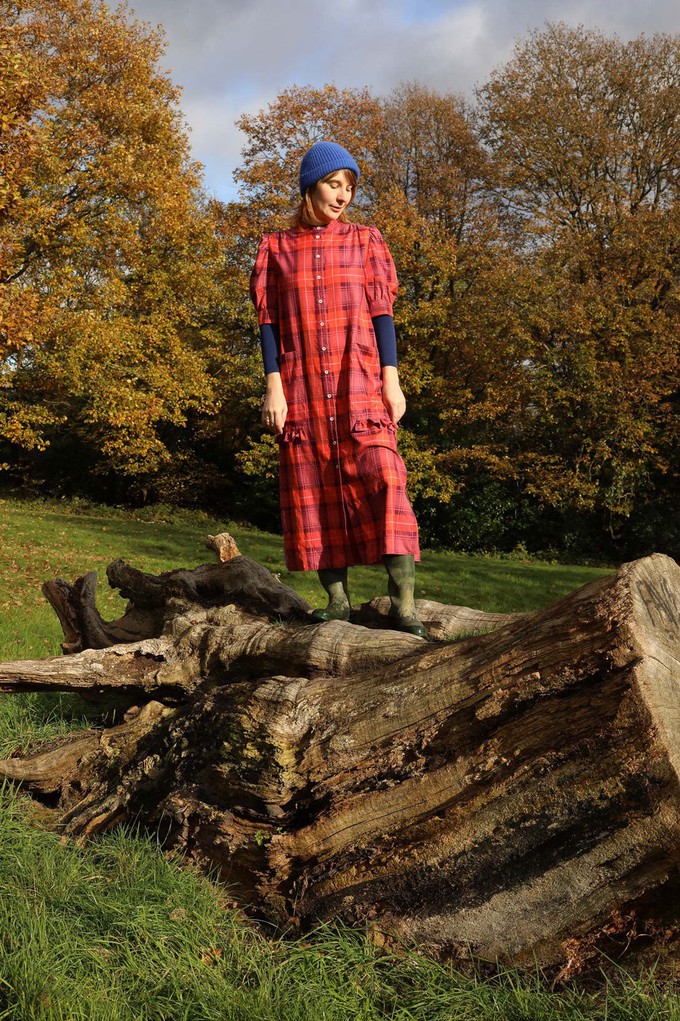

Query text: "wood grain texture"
[2, 542, 680, 974]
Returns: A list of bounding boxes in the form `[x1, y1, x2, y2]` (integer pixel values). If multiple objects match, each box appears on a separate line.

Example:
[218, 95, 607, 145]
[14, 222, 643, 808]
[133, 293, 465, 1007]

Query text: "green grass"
[0, 494, 612, 661]
[3, 495, 677, 1019]
[0, 783, 679, 1021]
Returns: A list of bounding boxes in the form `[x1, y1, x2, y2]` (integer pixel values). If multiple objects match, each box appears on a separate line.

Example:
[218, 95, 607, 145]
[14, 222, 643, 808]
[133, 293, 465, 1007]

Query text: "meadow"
[1, 495, 678, 1020]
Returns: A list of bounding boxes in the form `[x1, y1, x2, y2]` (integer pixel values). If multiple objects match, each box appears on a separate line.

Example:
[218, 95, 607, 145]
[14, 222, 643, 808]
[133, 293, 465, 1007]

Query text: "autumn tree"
[478, 23, 680, 543]
[230, 43, 679, 554]
[366, 83, 534, 539]
[0, 0, 235, 498]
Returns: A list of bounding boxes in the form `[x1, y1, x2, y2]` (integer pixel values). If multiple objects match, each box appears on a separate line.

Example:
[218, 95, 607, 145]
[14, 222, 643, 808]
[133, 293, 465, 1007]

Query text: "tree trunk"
[2, 538, 680, 977]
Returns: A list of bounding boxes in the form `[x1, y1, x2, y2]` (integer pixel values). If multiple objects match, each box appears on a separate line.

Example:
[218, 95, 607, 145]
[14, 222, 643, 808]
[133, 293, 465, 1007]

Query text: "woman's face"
[310, 171, 355, 223]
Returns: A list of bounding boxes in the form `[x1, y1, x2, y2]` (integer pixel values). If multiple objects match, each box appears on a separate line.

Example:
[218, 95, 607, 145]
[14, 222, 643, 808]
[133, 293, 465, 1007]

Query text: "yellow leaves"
[0, 401, 66, 450]
[0, 0, 206, 292]
[236, 432, 279, 484]
[0, 14, 676, 545]
[0, 0, 232, 486]
[478, 23, 680, 241]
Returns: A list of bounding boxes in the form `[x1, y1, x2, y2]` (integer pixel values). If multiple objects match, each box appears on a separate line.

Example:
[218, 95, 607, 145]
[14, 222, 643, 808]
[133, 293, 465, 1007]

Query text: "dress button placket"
[315, 228, 340, 479]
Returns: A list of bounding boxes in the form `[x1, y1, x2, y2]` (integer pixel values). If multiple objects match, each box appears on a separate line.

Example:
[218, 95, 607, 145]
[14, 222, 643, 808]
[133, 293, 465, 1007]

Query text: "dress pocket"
[350, 409, 397, 435]
[275, 423, 306, 444]
[354, 339, 378, 357]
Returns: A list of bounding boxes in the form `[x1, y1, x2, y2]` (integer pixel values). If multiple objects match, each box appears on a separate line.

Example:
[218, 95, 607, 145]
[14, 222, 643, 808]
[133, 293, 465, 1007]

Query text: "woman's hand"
[262, 373, 287, 435]
[381, 366, 406, 424]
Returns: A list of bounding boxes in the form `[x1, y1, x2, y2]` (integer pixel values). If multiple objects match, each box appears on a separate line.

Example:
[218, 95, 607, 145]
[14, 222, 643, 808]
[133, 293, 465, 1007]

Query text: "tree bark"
[2, 538, 680, 977]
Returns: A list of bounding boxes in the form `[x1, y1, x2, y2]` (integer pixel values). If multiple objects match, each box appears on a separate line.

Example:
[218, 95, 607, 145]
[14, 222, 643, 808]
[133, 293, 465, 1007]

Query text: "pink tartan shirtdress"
[250, 218, 420, 572]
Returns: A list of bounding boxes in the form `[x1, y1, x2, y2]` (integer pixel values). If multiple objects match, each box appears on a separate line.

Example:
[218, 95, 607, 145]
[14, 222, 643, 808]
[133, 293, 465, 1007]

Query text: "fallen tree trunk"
[2, 538, 680, 977]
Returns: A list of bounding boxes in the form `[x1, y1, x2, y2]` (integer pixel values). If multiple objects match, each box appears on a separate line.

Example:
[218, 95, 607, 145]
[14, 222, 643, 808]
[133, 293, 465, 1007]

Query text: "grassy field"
[1, 495, 678, 1020]
[0, 494, 612, 661]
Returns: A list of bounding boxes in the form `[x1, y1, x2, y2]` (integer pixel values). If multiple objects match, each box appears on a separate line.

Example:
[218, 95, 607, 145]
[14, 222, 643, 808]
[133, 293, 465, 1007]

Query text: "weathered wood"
[359, 595, 525, 640]
[39, 534, 312, 655]
[2, 540, 680, 977]
[41, 570, 163, 654]
[0, 731, 99, 795]
[0, 638, 177, 698]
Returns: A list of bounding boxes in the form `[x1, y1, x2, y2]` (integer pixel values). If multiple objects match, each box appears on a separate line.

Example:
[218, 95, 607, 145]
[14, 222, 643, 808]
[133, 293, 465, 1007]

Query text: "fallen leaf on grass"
[200, 948, 223, 965]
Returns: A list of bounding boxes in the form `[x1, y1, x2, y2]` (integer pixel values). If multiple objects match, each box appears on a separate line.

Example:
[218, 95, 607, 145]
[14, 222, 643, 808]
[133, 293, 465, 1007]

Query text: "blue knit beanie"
[299, 141, 360, 196]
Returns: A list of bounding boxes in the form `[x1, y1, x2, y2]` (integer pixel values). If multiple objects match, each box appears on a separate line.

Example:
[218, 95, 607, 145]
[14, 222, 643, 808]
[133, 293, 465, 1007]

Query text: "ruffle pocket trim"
[276, 425, 306, 444]
[350, 411, 397, 435]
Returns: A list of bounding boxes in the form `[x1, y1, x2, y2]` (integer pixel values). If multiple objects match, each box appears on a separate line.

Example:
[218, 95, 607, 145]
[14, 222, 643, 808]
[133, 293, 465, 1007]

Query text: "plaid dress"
[250, 219, 420, 572]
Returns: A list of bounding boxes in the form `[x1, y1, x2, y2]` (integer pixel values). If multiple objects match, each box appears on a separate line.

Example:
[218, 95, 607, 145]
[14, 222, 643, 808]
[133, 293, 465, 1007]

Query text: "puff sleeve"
[249, 234, 279, 325]
[364, 226, 398, 317]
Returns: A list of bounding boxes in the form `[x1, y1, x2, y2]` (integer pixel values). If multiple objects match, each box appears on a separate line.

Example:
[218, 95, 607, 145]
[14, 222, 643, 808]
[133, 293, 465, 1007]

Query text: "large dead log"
[2, 538, 680, 977]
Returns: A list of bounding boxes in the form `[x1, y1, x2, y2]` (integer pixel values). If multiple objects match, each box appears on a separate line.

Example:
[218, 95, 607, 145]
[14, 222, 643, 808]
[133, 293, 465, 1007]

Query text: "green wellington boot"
[383, 554, 428, 639]
[310, 567, 351, 622]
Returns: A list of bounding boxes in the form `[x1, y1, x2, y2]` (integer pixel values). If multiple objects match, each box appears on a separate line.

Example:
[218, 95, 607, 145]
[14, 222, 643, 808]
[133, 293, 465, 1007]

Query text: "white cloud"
[123, 0, 680, 201]
[180, 89, 276, 199]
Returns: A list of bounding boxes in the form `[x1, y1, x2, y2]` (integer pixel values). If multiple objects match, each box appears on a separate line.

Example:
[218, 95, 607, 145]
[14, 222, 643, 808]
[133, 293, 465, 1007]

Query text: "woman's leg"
[310, 567, 351, 622]
[383, 554, 428, 638]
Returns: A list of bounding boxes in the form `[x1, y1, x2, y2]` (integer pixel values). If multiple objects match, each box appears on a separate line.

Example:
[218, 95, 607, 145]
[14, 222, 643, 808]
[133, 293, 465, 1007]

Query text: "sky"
[123, 0, 679, 203]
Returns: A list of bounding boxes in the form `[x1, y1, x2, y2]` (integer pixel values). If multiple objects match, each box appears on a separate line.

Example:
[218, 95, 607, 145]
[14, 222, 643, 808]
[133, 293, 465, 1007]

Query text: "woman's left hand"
[381, 366, 406, 424]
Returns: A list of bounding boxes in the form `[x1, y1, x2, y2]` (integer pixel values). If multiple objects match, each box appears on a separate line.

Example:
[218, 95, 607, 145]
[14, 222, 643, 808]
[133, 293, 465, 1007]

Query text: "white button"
[326, 393, 332, 398]
[324, 370, 329, 374]
[320, 321, 324, 326]
[332, 440, 337, 445]
[329, 416, 334, 422]
[315, 254, 320, 259]
[321, 346, 326, 351]
[316, 275, 321, 280]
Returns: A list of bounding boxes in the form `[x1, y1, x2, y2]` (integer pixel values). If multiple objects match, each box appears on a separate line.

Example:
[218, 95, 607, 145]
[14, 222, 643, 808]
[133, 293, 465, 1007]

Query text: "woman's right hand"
[262, 373, 287, 435]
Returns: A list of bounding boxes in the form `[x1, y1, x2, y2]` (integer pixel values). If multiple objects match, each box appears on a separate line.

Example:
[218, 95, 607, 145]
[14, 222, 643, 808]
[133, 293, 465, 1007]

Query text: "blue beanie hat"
[299, 141, 360, 196]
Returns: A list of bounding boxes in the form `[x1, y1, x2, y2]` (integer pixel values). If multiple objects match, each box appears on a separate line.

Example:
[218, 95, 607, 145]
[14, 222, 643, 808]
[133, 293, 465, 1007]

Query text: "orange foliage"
[1, 11, 678, 550]
[0, 0, 225, 481]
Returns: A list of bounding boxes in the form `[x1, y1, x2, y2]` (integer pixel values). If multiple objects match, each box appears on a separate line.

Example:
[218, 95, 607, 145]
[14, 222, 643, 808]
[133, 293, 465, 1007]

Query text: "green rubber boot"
[383, 554, 428, 639]
[310, 567, 351, 622]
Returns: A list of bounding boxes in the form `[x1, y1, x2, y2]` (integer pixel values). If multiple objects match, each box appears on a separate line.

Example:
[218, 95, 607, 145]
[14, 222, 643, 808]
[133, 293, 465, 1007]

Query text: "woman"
[250, 140, 427, 638]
